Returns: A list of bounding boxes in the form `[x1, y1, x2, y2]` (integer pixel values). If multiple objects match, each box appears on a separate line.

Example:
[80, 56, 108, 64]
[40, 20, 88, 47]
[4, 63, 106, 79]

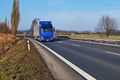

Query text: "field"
[69, 34, 120, 40]
[57, 34, 120, 41]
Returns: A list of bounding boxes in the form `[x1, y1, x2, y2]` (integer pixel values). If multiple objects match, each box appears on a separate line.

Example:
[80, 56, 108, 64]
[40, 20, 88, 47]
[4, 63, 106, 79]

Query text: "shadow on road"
[54, 36, 70, 41]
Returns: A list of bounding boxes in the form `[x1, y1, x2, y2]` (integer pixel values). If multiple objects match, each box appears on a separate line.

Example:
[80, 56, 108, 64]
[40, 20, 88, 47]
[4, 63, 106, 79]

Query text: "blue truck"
[33, 20, 55, 41]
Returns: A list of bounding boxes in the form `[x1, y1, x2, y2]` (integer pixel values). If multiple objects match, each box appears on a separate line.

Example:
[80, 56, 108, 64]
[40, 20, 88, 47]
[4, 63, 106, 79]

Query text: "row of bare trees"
[0, 0, 20, 36]
[0, 18, 10, 34]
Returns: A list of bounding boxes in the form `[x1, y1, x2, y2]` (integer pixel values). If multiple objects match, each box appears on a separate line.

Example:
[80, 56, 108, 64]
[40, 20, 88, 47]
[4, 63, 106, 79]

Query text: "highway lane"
[41, 39, 120, 80]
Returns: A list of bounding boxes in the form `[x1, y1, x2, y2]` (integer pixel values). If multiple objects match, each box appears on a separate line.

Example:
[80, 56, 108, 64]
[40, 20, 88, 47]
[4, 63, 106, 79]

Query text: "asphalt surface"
[41, 38, 120, 80]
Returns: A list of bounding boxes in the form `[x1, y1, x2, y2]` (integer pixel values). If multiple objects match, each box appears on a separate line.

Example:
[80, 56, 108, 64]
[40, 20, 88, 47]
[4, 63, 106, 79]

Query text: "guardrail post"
[27, 40, 30, 51]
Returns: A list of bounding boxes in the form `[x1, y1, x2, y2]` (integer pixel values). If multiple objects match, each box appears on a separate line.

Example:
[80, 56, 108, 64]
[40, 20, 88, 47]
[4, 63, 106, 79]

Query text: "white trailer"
[33, 21, 39, 40]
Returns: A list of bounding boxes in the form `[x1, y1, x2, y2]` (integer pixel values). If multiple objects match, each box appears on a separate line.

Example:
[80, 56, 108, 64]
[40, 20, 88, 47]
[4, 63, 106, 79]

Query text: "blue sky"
[0, 0, 120, 31]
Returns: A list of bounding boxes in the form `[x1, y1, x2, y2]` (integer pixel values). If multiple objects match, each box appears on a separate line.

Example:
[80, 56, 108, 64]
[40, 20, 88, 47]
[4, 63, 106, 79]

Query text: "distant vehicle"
[33, 20, 55, 41]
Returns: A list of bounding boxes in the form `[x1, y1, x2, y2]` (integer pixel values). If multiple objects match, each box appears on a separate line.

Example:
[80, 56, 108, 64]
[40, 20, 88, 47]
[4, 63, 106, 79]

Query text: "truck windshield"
[41, 27, 52, 32]
[40, 24, 53, 32]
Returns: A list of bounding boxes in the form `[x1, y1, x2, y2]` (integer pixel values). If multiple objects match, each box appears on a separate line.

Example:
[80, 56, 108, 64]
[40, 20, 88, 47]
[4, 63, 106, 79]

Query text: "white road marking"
[57, 41, 63, 43]
[31, 39, 96, 80]
[105, 51, 120, 56]
[71, 44, 80, 47]
[57, 41, 80, 47]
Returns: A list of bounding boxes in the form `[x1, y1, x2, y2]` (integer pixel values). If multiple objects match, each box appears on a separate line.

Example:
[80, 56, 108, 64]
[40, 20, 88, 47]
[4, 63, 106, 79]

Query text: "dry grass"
[0, 38, 54, 80]
[0, 33, 15, 55]
[69, 34, 120, 40]
[0, 33, 15, 42]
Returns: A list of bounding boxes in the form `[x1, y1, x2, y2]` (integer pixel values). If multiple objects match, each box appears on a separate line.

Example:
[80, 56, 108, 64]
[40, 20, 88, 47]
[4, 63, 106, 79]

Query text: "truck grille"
[43, 36, 50, 40]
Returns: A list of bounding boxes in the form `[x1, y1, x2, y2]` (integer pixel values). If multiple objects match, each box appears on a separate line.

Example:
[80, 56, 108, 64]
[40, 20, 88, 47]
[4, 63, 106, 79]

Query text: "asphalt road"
[41, 39, 120, 80]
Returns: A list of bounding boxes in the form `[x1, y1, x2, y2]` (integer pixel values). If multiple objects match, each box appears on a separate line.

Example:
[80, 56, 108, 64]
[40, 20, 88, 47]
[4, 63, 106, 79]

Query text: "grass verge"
[0, 38, 54, 80]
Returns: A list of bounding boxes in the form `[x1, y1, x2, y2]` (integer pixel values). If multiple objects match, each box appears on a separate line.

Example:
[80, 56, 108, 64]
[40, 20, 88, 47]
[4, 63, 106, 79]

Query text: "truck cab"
[39, 21, 55, 42]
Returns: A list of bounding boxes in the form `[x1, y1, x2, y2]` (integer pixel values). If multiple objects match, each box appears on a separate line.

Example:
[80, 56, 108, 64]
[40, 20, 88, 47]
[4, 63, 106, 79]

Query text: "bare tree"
[0, 18, 9, 34]
[96, 15, 118, 38]
[11, 0, 20, 36]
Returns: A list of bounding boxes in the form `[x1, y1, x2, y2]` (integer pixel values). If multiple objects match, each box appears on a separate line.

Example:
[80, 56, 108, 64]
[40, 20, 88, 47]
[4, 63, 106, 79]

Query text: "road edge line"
[105, 51, 120, 56]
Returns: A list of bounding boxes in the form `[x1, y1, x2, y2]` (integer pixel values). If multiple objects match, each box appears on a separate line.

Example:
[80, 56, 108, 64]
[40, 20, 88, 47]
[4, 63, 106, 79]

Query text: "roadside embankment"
[55, 34, 120, 46]
[70, 37, 120, 46]
[0, 37, 54, 80]
[0, 33, 15, 56]
[69, 34, 120, 46]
